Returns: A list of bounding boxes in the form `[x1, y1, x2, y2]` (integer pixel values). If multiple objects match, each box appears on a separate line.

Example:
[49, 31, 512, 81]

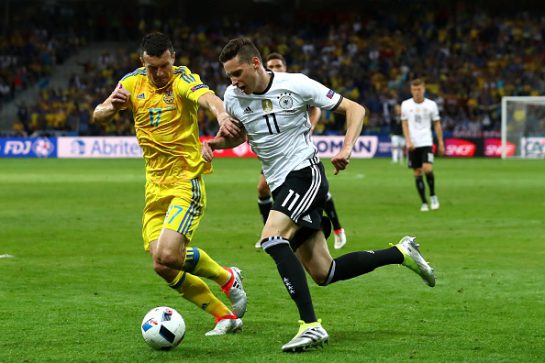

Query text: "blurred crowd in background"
[2, 0, 544, 138]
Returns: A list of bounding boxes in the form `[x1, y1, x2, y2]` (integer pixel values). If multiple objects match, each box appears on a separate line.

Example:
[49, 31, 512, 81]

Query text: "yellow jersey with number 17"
[119, 66, 213, 184]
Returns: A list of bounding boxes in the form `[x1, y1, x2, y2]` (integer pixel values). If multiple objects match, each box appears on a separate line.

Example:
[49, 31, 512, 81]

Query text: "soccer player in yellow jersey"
[93, 32, 247, 336]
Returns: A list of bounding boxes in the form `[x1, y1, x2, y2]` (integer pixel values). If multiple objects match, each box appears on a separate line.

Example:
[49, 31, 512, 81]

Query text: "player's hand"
[217, 113, 243, 138]
[407, 140, 415, 151]
[109, 83, 131, 110]
[331, 149, 351, 175]
[201, 141, 215, 162]
[438, 142, 445, 156]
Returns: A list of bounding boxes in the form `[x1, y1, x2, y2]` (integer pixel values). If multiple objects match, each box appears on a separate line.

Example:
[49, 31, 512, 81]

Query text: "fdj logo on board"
[4, 140, 32, 154]
[2, 138, 56, 158]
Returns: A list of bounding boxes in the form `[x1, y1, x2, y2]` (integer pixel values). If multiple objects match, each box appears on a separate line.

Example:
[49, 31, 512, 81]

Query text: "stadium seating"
[2, 1, 544, 137]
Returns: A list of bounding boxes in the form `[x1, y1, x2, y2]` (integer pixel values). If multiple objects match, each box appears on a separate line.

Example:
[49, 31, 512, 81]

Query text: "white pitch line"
[0, 254, 15, 259]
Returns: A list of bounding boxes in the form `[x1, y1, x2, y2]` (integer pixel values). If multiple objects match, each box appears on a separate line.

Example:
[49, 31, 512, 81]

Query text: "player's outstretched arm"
[93, 83, 130, 124]
[201, 131, 247, 162]
[198, 93, 243, 138]
[331, 98, 366, 174]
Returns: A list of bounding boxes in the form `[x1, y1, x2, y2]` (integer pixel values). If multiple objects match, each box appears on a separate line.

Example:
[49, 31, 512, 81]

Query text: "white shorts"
[391, 135, 406, 147]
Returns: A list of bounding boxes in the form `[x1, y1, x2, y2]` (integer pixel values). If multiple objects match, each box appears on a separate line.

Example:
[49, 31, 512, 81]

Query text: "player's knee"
[257, 184, 270, 198]
[154, 249, 184, 270]
[305, 264, 330, 285]
[312, 272, 328, 285]
[312, 270, 330, 286]
[153, 260, 172, 279]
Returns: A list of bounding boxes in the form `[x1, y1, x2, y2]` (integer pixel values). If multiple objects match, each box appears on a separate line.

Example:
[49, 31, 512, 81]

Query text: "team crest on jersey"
[163, 89, 174, 104]
[278, 92, 294, 109]
[262, 99, 273, 113]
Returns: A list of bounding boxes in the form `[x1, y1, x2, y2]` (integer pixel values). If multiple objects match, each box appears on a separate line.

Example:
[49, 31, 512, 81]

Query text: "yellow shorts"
[141, 177, 206, 251]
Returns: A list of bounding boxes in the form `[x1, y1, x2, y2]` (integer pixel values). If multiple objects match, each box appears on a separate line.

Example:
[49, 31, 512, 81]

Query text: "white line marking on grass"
[0, 254, 15, 259]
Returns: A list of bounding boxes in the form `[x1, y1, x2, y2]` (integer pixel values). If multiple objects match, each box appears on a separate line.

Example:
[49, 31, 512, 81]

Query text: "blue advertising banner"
[0, 137, 57, 158]
[0, 135, 394, 159]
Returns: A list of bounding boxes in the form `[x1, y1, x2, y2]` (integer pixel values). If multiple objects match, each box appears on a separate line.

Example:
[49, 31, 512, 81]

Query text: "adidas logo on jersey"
[302, 215, 312, 223]
[137, 92, 145, 99]
[243, 106, 252, 114]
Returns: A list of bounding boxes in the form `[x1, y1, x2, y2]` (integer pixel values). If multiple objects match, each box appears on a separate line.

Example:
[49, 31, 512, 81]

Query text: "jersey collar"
[253, 71, 274, 95]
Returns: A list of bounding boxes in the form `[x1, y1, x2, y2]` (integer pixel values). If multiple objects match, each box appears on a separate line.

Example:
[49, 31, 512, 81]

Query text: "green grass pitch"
[1, 157, 544, 362]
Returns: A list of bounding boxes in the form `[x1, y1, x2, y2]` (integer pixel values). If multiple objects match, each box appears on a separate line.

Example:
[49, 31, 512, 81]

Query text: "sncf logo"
[484, 139, 515, 157]
[445, 139, 476, 157]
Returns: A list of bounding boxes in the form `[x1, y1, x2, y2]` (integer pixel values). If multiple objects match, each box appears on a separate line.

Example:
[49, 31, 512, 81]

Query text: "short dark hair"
[410, 78, 425, 86]
[139, 32, 174, 57]
[266, 52, 286, 66]
[219, 37, 262, 64]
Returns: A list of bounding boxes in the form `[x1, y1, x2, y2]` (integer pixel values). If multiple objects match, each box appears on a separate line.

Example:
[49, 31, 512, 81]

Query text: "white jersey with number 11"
[224, 71, 342, 191]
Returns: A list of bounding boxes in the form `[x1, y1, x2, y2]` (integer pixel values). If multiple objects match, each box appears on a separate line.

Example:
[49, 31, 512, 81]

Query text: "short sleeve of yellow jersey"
[174, 66, 214, 103]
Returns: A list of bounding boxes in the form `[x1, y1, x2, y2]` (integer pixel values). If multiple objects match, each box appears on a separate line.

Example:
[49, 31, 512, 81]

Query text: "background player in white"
[252, 52, 347, 250]
[202, 38, 436, 353]
[390, 104, 406, 164]
[402, 78, 445, 211]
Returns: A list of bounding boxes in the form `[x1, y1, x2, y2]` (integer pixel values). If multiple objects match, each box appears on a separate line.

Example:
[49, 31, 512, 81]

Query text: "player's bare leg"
[295, 230, 334, 284]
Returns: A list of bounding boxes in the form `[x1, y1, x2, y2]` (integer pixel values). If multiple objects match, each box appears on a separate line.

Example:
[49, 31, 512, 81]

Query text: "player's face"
[410, 84, 425, 103]
[266, 59, 287, 73]
[141, 50, 175, 88]
[223, 56, 260, 94]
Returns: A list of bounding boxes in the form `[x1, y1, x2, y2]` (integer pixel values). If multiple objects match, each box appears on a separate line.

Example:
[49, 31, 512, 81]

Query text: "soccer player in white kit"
[203, 38, 436, 353]
[401, 79, 445, 211]
[251, 52, 347, 250]
[390, 104, 406, 164]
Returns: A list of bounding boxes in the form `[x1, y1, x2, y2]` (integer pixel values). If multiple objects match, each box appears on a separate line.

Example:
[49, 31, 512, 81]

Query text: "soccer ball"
[141, 306, 186, 350]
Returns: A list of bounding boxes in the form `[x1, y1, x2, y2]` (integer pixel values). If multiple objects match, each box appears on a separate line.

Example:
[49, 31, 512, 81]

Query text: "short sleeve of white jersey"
[292, 73, 342, 111]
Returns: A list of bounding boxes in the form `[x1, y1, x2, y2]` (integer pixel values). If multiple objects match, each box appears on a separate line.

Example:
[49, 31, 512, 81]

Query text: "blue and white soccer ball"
[141, 306, 186, 350]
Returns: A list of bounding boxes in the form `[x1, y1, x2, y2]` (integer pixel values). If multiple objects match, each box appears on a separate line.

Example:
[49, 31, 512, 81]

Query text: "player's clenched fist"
[331, 149, 351, 175]
[110, 83, 131, 110]
[217, 116, 243, 139]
